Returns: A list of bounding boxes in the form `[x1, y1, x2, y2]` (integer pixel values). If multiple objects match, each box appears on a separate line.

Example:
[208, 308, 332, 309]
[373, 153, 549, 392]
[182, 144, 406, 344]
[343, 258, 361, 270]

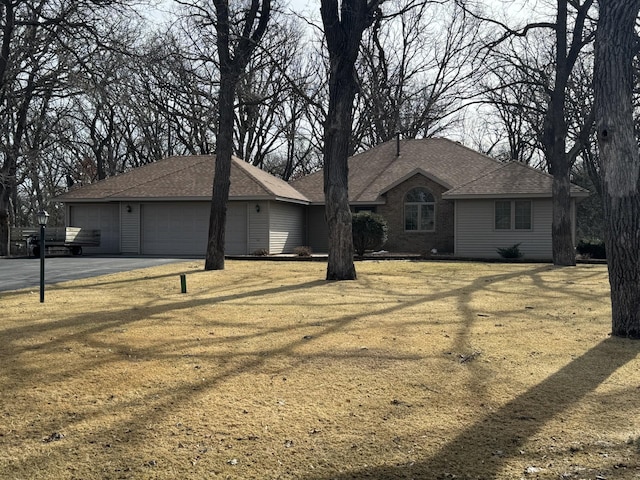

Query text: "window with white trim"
[405, 187, 435, 231]
[495, 200, 532, 230]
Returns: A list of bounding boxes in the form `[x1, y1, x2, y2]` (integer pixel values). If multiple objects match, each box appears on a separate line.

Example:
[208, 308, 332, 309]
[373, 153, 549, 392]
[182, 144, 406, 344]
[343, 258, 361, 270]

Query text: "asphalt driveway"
[0, 256, 189, 292]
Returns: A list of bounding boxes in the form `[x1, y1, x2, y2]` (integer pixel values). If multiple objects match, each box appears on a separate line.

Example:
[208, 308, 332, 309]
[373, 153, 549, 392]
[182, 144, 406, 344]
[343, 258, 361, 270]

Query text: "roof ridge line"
[351, 139, 399, 201]
[445, 160, 510, 193]
[232, 157, 310, 201]
[232, 156, 281, 196]
[438, 138, 504, 167]
[504, 161, 590, 193]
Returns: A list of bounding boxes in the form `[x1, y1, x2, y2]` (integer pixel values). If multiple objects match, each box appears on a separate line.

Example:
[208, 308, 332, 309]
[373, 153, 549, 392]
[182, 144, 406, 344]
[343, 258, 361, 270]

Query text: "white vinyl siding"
[248, 202, 268, 254]
[269, 202, 305, 254]
[455, 199, 553, 259]
[68, 203, 120, 254]
[120, 203, 140, 254]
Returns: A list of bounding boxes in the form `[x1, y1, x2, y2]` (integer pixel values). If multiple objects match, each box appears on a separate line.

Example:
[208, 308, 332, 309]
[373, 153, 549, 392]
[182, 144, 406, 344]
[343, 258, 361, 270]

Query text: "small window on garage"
[405, 187, 435, 231]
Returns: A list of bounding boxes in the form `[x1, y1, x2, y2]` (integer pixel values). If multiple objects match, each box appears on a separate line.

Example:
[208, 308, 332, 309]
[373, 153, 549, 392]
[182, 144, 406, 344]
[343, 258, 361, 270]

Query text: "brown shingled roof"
[57, 140, 589, 206]
[291, 138, 589, 203]
[442, 161, 590, 199]
[55, 155, 309, 203]
[292, 138, 501, 203]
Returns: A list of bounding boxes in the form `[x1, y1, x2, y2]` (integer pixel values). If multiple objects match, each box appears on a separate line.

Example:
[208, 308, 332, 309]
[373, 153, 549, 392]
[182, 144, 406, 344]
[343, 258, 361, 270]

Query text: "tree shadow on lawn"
[449, 264, 611, 406]
[1, 264, 624, 478]
[0, 263, 209, 299]
[307, 336, 639, 480]
[0, 276, 328, 343]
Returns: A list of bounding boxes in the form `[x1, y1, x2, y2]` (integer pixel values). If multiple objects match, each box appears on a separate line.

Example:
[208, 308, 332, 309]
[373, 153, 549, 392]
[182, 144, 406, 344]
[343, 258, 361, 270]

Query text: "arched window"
[405, 187, 435, 231]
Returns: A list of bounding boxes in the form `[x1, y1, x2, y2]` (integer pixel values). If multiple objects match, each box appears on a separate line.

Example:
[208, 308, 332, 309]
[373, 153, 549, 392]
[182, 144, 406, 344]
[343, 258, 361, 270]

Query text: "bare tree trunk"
[324, 67, 357, 280]
[320, 0, 382, 280]
[0, 187, 9, 256]
[205, 74, 235, 270]
[0, 147, 18, 256]
[543, 0, 576, 266]
[204, 0, 271, 271]
[549, 151, 576, 266]
[594, 0, 640, 338]
[0, 0, 14, 89]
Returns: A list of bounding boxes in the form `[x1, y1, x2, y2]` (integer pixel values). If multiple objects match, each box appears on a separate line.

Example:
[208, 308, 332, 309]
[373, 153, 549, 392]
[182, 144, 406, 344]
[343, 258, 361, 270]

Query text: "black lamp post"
[36, 210, 49, 303]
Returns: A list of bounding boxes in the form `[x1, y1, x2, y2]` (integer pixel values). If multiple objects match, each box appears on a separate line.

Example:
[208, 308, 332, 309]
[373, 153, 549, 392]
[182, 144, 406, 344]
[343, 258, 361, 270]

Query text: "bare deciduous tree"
[320, 0, 384, 281]
[234, 16, 307, 171]
[201, 0, 272, 270]
[475, 32, 551, 166]
[0, 0, 132, 255]
[459, 0, 596, 266]
[593, 0, 640, 337]
[354, 0, 481, 150]
[541, 0, 595, 266]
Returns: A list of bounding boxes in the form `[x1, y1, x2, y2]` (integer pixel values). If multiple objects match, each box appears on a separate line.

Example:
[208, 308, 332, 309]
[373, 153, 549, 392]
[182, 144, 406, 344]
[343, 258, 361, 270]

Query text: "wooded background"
[0, 0, 608, 241]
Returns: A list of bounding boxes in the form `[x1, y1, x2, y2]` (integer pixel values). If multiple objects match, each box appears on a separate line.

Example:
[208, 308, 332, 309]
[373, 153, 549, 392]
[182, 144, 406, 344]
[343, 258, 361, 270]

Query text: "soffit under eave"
[442, 191, 591, 200]
[443, 193, 551, 200]
[303, 200, 387, 206]
[56, 195, 304, 204]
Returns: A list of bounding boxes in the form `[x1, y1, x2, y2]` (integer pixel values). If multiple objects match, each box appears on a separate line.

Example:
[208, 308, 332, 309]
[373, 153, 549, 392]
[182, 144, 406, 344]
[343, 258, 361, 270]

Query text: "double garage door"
[141, 202, 248, 256]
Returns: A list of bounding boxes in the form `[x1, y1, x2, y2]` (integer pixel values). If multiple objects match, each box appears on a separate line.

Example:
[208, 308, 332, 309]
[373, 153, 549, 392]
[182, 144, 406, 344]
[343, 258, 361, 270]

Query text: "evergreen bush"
[352, 212, 388, 256]
[576, 240, 606, 259]
[496, 243, 524, 259]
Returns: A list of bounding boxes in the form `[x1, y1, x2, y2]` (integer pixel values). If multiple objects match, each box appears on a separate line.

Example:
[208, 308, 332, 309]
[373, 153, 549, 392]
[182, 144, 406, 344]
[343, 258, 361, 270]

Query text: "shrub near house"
[352, 212, 388, 256]
[576, 240, 606, 259]
[496, 243, 524, 259]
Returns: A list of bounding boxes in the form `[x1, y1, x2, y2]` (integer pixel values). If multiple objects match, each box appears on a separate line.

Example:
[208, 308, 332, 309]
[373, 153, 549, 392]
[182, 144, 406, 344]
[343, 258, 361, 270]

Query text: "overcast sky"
[286, 0, 317, 15]
[146, 0, 320, 25]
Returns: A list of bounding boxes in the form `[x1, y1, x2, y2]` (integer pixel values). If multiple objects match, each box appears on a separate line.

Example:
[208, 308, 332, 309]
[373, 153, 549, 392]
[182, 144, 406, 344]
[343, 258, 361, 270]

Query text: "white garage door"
[141, 202, 247, 256]
[69, 204, 120, 254]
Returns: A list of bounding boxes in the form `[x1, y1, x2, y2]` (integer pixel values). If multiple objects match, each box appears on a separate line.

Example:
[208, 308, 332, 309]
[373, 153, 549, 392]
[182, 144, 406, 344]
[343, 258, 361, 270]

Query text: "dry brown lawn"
[1, 260, 639, 480]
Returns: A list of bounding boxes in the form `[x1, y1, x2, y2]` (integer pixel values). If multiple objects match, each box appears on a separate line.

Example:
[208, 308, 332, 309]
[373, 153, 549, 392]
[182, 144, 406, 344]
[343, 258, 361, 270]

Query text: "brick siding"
[375, 174, 455, 254]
